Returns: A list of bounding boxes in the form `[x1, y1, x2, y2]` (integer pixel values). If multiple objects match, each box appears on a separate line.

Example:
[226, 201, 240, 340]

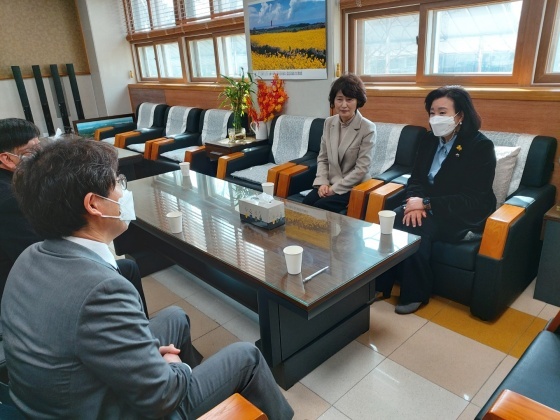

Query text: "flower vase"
[250, 121, 268, 140]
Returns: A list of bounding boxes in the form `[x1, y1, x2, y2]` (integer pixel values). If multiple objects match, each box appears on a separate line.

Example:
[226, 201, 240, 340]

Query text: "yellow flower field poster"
[248, 0, 327, 80]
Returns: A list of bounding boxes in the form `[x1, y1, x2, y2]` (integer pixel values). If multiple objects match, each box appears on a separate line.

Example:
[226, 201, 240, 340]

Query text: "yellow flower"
[456, 145, 462, 151]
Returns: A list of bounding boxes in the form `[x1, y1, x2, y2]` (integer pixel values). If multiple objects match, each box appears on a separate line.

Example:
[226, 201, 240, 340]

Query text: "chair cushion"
[432, 240, 481, 271]
[101, 137, 115, 145]
[201, 110, 232, 143]
[369, 122, 403, 177]
[271, 115, 314, 164]
[127, 143, 145, 153]
[493, 146, 521, 207]
[231, 163, 276, 184]
[165, 106, 192, 136]
[160, 147, 189, 162]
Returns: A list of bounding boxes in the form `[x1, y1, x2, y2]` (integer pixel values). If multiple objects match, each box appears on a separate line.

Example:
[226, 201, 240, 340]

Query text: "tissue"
[239, 196, 285, 230]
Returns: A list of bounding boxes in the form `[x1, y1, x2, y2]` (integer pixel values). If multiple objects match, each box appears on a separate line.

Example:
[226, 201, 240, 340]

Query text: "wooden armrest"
[114, 131, 140, 148]
[363, 182, 404, 223]
[347, 179, 385, 220]
[276, 164, 308, 198]
[149, 138, 175, 160]
[185, 145, 207, 163]
[94, 126, 114, 141]
[144, 137, 167, 159]
[483, 389, 560, 420]
[197, 393, 267, 420]
[479, 204, 525, 259]
[266, 162, 296, 184]
[216, 152, 245, 179]
[546, 310, 560, 332]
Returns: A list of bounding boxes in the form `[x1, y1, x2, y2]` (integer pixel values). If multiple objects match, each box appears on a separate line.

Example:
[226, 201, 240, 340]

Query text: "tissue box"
[239, 197, 285, 230]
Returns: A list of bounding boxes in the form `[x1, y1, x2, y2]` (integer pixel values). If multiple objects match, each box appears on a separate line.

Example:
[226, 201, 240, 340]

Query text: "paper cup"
[283, 245, 303, 275]
[262, 182, 274, 196]
[378, 234, 394, 253]
[378, 210, 396, 234]
[179, 162, 190, 176]
[166, 211, 183, 233]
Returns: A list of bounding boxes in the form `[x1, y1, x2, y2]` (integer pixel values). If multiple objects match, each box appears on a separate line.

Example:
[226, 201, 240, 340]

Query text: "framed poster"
[248, 0, 327, 80]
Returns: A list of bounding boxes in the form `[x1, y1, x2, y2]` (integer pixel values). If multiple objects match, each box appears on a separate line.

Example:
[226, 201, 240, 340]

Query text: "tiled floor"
[143, 265, 559, 420]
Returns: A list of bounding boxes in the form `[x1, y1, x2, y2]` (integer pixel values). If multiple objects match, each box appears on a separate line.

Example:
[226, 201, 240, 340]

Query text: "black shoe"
[395, 301, 422, 315]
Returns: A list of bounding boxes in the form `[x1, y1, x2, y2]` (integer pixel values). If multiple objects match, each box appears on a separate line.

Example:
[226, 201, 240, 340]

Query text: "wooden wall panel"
[128, 87, 166, 112]
[165, 88, 222, 109]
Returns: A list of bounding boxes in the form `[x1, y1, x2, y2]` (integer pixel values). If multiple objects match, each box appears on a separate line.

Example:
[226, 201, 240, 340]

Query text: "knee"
[225, 342, 261, 365]
[158, 306, 191, 329]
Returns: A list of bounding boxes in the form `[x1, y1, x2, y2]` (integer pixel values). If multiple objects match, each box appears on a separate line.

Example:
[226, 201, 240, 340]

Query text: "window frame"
[134, 40, 186, 83]
[534, 0, 560, 83]
[185, 35, 220, 83]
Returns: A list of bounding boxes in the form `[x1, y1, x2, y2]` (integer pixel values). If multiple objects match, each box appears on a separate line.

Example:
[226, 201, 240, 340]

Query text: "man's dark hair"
[13, 139, 118, 239]
[424, 85, 482, 135]
[328, 73, 367, 109]
[0, 118, 40, 152]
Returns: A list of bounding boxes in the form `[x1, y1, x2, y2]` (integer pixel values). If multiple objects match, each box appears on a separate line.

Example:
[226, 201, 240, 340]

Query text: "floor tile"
[471, 355, 517, 407]
[389, 322, 505, 401]
[537, 303, 560, 321]
[142, 276, 183, 315]
[300, 341, 384, 404]
[510, 279, 547, 316]
[192, 326, 240, 359]
[429, 301, 534, 354]
[184, 288, 245, 325]
[222, 311, 260, 343]
[150, 265, 207, 298]
[334, 358, 468, 420]
[357, 300, 427, 356]
[164, 299, 220, 341]
[317, 406, 351, 420]
[457, 403, 482, 420]
[508, 316, 547, 358]
[280, 382, 330, 420]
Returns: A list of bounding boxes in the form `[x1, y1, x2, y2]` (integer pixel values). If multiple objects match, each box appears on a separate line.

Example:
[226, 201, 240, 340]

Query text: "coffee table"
[203, 137, 268, 161]
[117, 148, 143, 180]
[114, 171, 420, 389]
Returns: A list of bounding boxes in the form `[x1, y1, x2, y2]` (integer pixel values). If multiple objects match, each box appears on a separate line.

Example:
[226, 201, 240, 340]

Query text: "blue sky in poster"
[248, 0, 325, 30]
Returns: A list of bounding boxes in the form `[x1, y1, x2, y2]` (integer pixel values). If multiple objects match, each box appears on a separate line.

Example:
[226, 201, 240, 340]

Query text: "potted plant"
[220, 69, 255, 142]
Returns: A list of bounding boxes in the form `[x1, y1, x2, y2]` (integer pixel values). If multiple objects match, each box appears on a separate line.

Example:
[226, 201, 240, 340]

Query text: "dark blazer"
[406, 130, 497, 241]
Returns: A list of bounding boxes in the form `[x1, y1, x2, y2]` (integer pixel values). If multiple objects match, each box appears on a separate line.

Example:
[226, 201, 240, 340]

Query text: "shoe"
[395, 301, 422, 315]
[369, 290, 391, 304]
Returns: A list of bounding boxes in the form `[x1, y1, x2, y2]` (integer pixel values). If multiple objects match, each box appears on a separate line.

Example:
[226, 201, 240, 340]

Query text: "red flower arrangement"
[248, 74, 288, 126]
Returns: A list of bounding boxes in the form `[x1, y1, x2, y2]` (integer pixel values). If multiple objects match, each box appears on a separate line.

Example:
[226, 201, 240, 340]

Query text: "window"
[188, 38, 217, 79]
[137, 45, 158, 79]
[182, 0, 243, 20]
[424, 1, 522, 75]
[217, 34, 248, 77]
[136, 41, 184, 81]
[127, 0, 177, 32]
[535, 0, 560, 83]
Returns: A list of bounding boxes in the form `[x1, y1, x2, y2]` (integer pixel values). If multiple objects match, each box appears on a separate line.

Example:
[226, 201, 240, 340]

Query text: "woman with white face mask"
[375, 86, 497, 315]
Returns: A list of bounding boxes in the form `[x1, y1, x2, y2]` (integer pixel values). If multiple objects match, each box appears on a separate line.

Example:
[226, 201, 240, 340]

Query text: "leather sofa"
[361, 132, 557, 320]
[476, 310, 560, 419]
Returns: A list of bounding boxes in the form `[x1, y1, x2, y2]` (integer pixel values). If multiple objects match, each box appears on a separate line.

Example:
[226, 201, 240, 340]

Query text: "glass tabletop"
[127, 171, 420, 309]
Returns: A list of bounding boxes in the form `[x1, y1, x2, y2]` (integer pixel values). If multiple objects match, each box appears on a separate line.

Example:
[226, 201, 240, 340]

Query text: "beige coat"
[313, 111, 376, 194]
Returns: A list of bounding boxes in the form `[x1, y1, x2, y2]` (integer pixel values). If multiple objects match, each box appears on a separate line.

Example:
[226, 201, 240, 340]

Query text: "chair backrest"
[268, 115, 317, 164]
[200, 109, 233, 143]
[163, 106, 203, 137]
[134, 103, 168, 129]
[393, 125, 427, 169]
[368, 122, 405, 177]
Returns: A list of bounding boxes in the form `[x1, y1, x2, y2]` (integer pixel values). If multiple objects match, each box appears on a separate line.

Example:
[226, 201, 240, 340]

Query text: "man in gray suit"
[1, 139, 293, 419]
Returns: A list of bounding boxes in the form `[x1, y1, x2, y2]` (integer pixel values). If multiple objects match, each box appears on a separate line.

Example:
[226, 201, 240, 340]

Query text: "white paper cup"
[166, 211, 183, 233]
[179, 162, 190, 176]
[378, 234, 394, 253]
[283, 245, 303, 275]
[262, 182, 274, 196]
[378, 210, 396, 234]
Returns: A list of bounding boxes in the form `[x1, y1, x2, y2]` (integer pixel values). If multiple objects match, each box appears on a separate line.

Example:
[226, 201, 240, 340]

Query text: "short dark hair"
[13, 139, 118, 239]
[0, 118, 40, 152]
[424, 86, 482, 135]
[328, 73, 367, 109]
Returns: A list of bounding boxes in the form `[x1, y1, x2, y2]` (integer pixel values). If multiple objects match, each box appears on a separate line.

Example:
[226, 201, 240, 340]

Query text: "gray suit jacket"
[1, 239, 191, 419]
[313, 111, 376, 194]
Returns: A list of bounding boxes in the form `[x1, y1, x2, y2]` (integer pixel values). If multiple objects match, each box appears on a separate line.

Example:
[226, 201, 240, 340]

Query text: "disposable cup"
[179, 162, 190, 176]
[262, 182, 274, 196]
[378, 210, 396, 234]
[166, 211, 183, 233]
[283, 245, 303, 275]
[378, 234, 395, 253]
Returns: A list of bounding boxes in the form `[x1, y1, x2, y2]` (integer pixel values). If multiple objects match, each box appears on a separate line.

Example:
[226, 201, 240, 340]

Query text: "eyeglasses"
[116, 174, 127, 190]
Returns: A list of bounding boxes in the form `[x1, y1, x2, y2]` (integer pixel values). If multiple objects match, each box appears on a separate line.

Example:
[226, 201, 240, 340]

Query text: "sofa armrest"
[483, 389, 560, 420]
[363, 183, 405, 223]
[94, 126, 114, 141]
[144, 138, 167, 159]
[276, 165, 309, 198]
[114, 131, 140, 148]
[479, 204, 525, 260]
[147, 139, 174, 160]
[198, 393, 267, 420]
[347, 179, 385, 220]
[185, 146, 206, 163]
[218, 145, 272, 176]
[267, 162, 296, 186]
[217, 152, 245, 179]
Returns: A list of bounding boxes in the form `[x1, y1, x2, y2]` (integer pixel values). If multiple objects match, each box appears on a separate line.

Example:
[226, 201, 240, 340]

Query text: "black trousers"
[116, 258, 149, 318]
[376, 206, 443, 304]
[302, 189, 351, 213]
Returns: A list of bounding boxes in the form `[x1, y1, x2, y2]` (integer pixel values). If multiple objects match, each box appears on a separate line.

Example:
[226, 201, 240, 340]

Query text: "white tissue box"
[239, 197, 285, 230]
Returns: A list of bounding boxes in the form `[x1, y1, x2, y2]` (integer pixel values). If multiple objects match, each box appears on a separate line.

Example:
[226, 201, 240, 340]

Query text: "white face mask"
[429, 113, 459, 137]
[96, 189, 136, 225]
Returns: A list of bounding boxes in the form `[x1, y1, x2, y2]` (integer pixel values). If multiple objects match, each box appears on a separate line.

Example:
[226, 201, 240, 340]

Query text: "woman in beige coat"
[303, 73, 376, 213]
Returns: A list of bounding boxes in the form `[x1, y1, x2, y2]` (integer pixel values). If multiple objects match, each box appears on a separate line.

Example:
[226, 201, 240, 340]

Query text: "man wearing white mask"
[375, 86, 496, 314]
[2, 139, 293, 419]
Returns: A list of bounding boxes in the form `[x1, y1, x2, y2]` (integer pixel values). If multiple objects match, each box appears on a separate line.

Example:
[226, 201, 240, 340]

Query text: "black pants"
[376, 206, 443, 304]
[302, 188, 351, 213]
[116, 258, 149, 318]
